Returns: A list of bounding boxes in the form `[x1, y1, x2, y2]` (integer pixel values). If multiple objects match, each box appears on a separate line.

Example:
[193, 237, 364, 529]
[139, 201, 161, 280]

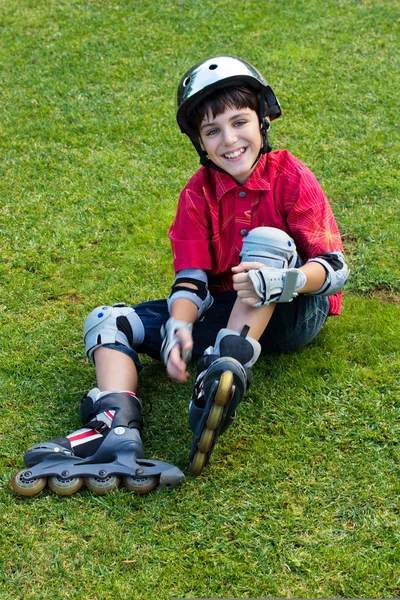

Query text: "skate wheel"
[214, 370, 234, 406]
[85, 474, 121, 495]
[48, 476, 84, 496]
[191, 450, 207, 476]
[198, 428, 215, 454]
[11, 470, 47, 496]
[206, 404, 224, 430]
[123, 474, 159, 495]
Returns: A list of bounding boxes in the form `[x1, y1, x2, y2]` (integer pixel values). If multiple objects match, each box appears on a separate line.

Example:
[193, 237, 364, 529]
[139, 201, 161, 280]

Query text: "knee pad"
[240, 227, 297, 269]
[83, 304, 145, 360]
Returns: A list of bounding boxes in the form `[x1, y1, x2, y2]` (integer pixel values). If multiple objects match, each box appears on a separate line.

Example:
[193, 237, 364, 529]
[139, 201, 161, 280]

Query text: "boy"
[12, 56, 348, 495]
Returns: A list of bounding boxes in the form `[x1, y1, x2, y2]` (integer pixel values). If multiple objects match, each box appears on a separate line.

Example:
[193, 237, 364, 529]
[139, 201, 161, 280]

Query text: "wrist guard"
[248, 267, 306, 307]
[160, 318, 193, 366]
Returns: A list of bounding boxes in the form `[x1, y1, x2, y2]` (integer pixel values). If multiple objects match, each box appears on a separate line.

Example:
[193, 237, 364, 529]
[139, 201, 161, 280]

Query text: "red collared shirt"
[169, 150, 344, 315]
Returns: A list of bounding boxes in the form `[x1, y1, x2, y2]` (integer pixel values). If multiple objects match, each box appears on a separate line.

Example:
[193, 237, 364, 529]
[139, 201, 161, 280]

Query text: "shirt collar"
[212, 154, 271, 200]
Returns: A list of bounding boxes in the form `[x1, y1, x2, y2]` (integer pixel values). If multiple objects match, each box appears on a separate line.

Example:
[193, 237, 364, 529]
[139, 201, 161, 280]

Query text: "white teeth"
[224, 148, 245, 159]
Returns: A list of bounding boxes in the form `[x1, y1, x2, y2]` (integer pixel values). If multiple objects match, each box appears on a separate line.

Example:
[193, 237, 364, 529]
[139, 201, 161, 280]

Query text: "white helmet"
[177, 55, 281, 134]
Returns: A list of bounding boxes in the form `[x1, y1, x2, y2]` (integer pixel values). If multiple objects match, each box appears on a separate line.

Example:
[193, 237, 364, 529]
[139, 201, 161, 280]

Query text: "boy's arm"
[296, 261, 327, 293]
[162, 269, 213, 382]
[232, 260, 327, 306]
[233, 252, 347, 307]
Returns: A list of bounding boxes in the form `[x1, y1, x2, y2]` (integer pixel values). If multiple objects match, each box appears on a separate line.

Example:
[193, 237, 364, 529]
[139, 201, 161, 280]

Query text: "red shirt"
[169, 150, 344, 315]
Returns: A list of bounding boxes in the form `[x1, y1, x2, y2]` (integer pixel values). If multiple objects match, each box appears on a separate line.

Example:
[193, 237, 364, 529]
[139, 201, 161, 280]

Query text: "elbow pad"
[167, 269, 213, 318]
[307, 252, 349, 295]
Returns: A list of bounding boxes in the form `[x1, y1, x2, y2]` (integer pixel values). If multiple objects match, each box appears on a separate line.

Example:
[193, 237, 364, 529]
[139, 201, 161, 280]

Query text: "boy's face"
[199, 106, 263, 184]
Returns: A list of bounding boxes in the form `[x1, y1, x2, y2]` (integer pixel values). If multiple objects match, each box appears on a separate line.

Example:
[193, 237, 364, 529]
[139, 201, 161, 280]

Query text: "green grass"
[0, 0, 399, 598]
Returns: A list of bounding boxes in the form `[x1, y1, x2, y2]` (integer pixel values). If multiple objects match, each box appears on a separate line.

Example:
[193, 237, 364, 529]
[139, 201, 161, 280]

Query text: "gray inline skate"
[189, 327, 261, 476]
[12, 390, 184, 496]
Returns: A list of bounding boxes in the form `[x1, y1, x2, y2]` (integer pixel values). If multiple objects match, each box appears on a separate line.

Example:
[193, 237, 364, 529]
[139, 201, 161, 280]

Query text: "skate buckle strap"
[277, 269, 302, 302]
[91, 421, 110, 434]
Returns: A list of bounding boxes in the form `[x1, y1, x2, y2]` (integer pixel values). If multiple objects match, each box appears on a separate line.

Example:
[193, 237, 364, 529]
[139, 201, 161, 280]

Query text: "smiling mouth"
[223, 147, 246, 159]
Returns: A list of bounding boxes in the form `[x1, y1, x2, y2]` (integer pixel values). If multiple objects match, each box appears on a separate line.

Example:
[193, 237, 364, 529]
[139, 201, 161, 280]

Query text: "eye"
[205, 128, 219, 136]
[234, 119, 246, 127]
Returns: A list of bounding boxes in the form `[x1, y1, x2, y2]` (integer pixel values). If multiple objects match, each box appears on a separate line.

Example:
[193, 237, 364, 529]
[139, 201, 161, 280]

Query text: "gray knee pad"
[240, 227, 297, 269]
[83, 304, 145, 361]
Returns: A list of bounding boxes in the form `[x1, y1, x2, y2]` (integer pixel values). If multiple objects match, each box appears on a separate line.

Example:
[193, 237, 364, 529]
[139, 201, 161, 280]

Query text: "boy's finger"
[233, 261, 265, 273]
[167, 346, 189, 382]
[232, 273, 251, 285]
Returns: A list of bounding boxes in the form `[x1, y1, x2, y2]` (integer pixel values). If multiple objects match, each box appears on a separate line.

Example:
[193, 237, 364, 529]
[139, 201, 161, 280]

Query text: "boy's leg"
[31, 303, 149, 461]
[187, 226, 329, 475]
[71, 300, 168, 459]
[53, 347, 141, 461]
[227, 297, 276, 338]
[15, 300, 185, 496]
[94, 346, 138, 392]
[69, 296, 222, 462]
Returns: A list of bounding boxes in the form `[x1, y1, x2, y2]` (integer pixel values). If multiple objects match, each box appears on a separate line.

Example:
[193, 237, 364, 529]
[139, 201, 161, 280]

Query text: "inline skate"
[189, 327, 261, 476]
[12, 390, 184, 496]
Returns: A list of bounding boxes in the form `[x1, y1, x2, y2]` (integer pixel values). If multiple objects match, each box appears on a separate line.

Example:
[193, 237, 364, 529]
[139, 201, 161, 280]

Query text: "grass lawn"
[0, 0, 399, 598]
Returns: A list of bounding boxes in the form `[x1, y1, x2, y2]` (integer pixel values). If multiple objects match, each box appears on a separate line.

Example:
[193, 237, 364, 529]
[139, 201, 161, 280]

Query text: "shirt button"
[240, 229, 248, 236]
[238, 191, 246, 198]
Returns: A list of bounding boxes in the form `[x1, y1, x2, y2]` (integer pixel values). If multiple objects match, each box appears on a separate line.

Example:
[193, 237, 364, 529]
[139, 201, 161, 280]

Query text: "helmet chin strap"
[260, 117, 272, 154]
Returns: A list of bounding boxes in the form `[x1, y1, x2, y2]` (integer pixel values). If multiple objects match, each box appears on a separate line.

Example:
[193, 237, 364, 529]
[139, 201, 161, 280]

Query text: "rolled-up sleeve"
[277, 157, 343, 259]
[275, 155, 344, 315]
[169, 183, 213, 273]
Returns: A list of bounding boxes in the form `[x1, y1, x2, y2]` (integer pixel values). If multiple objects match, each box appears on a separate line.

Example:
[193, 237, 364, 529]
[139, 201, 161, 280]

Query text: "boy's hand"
[233, 262, 307, 307]
[161, 318, 193, 382]
[232, 261, 266, 306]
[166, 327, 193, 382]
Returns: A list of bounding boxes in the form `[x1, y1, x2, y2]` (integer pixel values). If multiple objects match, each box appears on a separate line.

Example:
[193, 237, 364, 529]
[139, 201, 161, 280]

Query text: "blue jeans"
[104, 292, 329, 371]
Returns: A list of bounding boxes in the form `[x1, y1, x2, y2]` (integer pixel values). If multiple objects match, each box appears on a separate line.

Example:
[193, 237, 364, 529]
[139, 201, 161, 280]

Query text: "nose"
[221, 126, 238, 146]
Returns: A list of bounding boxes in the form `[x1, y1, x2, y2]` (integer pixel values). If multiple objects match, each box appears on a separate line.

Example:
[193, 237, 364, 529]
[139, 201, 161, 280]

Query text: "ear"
[190, 131, 206, 152]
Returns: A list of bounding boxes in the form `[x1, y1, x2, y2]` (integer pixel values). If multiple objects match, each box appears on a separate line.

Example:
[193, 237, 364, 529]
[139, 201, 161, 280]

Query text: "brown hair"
[187, 85, 261, 139]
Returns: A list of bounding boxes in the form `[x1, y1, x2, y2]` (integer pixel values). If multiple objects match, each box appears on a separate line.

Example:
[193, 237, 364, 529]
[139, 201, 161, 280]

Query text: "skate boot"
[189, 327, 261, 476]
[12, 389, 184, 497]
